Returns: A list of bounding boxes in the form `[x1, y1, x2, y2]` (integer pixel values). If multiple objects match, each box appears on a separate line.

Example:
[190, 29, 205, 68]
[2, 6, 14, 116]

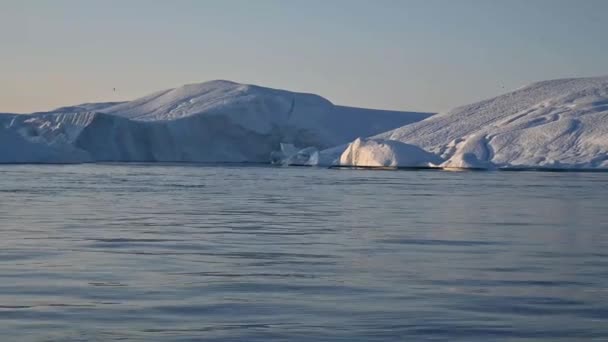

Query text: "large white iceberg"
[0, 80, 431, 164]
[368, 76, 608, 170]
[4, 76, 608, 170]
[99, 80, 431, 149]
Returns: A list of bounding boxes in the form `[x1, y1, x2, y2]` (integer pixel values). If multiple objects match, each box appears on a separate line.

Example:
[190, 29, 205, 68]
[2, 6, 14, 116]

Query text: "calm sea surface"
[0, 164, 607, 341]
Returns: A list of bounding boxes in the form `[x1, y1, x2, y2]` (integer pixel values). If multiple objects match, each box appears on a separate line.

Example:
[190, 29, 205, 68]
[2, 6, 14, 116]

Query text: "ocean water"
[0, 164, 607, 342]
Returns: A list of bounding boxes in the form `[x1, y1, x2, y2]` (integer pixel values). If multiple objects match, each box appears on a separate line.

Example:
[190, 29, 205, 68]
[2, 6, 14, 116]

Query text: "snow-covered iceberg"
[365, 76, 608, 170]
[338, 138, 442, 168]
[100, 80, 431, 149]
[0, 80, 431, 164]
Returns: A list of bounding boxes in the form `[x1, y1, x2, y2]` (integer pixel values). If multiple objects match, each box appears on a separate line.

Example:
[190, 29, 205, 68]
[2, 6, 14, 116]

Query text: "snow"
[373, 76, 608, 169]
[100, 80, 431, 148]
[0, 80, 429, 164]
[50, 102, 125, 113]
[4, 76, 608, 169]
[338, 138, 443, 168]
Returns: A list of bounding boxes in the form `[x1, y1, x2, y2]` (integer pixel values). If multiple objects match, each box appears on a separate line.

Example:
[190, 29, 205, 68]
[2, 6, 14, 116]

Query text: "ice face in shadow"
[0, 112, 93, 164]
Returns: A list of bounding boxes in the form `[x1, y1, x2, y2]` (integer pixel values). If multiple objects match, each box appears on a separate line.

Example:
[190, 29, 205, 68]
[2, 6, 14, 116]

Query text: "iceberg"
[342, 76, 608, 170]
[4, 76, 608, 170]
[338, 138, 442, 168]
[0, 80, 431, 164]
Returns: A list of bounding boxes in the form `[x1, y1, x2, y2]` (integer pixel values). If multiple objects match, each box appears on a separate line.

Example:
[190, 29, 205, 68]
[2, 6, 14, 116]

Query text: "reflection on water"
[0, 164, 607, 341]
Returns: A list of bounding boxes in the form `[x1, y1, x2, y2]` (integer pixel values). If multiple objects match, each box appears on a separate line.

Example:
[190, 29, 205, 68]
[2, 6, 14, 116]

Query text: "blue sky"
[2, 0, 607, 113]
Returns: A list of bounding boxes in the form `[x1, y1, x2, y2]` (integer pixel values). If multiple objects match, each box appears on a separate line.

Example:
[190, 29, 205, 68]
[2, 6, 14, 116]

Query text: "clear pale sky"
[2, 0, 607, 113]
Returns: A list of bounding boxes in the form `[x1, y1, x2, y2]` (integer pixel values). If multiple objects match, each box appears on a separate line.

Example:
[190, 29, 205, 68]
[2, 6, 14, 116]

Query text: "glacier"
[337, 76, 608, 170]
[0, 80, 431, 164]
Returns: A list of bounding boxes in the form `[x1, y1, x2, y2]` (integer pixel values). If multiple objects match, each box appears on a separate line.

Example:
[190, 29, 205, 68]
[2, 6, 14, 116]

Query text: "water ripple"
[0, 164, 607, 341]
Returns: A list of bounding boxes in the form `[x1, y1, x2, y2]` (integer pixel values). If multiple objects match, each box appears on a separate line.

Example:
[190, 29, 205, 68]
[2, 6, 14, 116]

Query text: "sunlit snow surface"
[338, 138, 442, 168]
[371, 76, 608, 170]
